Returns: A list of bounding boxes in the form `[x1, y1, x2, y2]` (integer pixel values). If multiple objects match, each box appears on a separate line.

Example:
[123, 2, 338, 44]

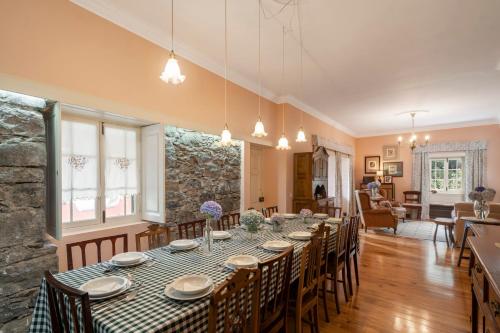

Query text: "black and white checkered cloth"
[29, 219, 337, 333]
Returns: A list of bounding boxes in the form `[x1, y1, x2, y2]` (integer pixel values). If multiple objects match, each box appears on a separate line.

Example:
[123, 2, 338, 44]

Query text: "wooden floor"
[314, 232, 471, 333]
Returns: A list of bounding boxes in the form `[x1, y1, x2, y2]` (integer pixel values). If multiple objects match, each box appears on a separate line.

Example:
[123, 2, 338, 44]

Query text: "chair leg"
[353, 252, 360, 287]
[341, 267, 349, 303]
[444, 226, 450, 247]
[333, 272, 340, 314]
[308, 310, 314, 333]
[314, 305, 320, 333]
[321, 279, 330, 322]
[449, 225, 455, 246]
[457, 226, 470, 267]
[346, 256, 353, 296]
[296, 306, 302, 333]
[433, 224, 438, 243]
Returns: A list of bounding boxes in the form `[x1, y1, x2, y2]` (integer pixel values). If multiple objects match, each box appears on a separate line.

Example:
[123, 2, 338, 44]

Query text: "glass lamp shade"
[251, 119, 268, 137]
[276, 134, 291, 150]
[295, 127, 307, 142]
[160, 51, 186, 85]
[220, 125, 232, 146]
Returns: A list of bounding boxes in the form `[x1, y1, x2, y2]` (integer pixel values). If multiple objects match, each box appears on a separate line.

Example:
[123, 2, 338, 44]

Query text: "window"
[61, 117, 140, 228]
[430, 157, 464, 193]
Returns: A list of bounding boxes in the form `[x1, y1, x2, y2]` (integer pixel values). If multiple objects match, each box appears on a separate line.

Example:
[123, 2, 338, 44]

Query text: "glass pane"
[449, 169, 457, 179]
[448, 159, 457, 169]
[72, 198, 96, 221]
[106, 195, 125, 218]
[435, 160, 445, 169]
[436, 180, 445, 190]
[435, 170, 444, 179]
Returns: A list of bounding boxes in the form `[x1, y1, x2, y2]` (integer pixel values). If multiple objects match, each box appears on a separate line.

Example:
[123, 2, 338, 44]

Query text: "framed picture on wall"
[364, 156, 380, 174]
[382, 145, 399, 160]
[383, 175, 393, 184]
[383, 161, 403, 177]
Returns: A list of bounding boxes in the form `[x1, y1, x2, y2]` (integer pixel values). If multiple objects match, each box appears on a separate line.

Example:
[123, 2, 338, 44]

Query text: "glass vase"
[473, 200, 490, 220]
[371, 188, 377, 197]
[203, 218, 214, 255]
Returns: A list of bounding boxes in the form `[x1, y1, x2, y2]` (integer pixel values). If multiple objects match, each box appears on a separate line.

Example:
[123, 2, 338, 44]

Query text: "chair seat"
[434, 217, 454, 225]
[402, 203, 422, 208]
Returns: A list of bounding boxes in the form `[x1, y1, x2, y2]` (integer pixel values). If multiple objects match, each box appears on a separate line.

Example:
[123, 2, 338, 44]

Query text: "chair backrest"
[218, 213, 240, 230]
[135, 224, 172, 251]
[257, 247, 293, 332]
[403, 191, 421, 204]
[348, 215, 361, 253]
[320, 225, 331, 266]
[45, 270, 93, 333]
[177, 219, 206, 239]
[262, 206, 278, 218]
[209, 268, 261, 333]
[335, 218, 350, 262]
[297, 234, 323, 304]
[66, 234, 128, 270]
[328, 206, 342, 218]
[231, 212, 240, 225]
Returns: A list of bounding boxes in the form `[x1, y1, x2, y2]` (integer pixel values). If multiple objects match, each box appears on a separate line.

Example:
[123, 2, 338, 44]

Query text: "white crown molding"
[70, 0, 356, 136]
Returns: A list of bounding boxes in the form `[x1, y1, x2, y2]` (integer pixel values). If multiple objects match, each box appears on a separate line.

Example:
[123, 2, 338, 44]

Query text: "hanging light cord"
[258, 0, 262, 118]
[224, 0, 228, 126]
[281, 25, 286, 134]
[297, 0, 304, 126]
[171, 0, 174, 51]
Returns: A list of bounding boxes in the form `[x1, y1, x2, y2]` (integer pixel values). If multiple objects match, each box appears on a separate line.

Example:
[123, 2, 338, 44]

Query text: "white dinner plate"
[224, 255, 259, 270]
[110, 256, 148, 267]
[313, 213, 328, 219]
[211, 230, 231, 240]
[111, 252, 145, 265]
[264, 217, 271, 224]
[287, 231, 312, 241]
[262, 240, 292, 252]
[171, 274, 213, 295]
[170, 239, 199, 250]
[164, 283, 214, 301]
[89, 280, 132, 300]
[283, 213, 297, 219]
[79, 276, 128, 297]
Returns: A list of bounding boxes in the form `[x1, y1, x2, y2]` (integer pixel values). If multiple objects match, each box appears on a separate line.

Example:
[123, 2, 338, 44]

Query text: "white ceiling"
[72, 0, 500, 136]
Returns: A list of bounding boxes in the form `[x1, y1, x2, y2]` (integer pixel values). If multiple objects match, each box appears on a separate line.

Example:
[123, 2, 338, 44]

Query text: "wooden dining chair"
[135, 224, 172, 251]
[402, 190, 422, 220]
[66, 234, 128, 270]
[318, 224, 332, 323]
[177, 219, 206, 239]
[208, 268, 261, 333]
[346, 215, 361, 296]
[45, 270, 93, 333]
[230, 212, 240, 226]
[257, 247, 293, 333]
[262, 206, 278, 218]
[289, 234, 323, 333]
[328, 206, 342, 218]
[326, 218, 350, 313]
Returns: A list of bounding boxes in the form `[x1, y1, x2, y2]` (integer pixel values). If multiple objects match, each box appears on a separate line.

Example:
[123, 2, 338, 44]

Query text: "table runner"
[29, 219, 338, 333]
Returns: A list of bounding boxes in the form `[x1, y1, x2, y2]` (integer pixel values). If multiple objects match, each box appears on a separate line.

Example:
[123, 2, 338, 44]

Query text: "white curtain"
[104, 126, 138, 200]
[61, 120, 98, 203]
[464, 148, 487, 199]
[335, 151, 343, 208]
[327, 150, 336, 197]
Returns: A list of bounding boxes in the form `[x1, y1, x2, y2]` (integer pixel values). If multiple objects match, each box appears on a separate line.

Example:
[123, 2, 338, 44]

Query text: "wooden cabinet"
[293, 153, 313, 200]
[359, 183, 395, 201]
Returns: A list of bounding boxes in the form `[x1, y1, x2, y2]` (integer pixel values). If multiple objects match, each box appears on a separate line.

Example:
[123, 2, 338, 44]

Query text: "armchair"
[453, 202, 500, 246]
[355, 190, 398, 234]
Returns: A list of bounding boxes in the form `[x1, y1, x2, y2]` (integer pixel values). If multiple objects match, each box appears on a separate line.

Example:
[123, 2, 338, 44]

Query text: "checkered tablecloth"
[29, 219, 337, 333]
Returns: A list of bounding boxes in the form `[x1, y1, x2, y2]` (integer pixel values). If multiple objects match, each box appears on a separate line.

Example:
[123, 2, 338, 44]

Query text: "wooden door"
[294, 153, 312, 199]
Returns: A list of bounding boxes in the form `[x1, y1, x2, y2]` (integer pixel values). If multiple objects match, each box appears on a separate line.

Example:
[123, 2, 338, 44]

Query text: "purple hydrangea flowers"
[200, 201, 222, 220]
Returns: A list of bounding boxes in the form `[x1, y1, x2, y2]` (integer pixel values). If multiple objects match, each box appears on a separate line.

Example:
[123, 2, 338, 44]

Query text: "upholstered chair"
[453, 202, 500, 246]
[355, 190, 398, 234]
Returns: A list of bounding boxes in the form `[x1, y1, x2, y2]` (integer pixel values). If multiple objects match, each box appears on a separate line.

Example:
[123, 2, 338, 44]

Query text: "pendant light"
[251, 0, 268, 138]
[276, 26, 291, 150]
[295, 0, 307, 142]
[220, 0, 232, 146]
[160, 0, 186, 84]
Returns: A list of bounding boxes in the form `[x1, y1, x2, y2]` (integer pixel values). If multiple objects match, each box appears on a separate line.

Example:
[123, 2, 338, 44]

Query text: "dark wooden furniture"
[468, 225, 500, 333]
[257, 247, 293, 333]
[217, 214, 232, 230]
[429, 203, 454, 219]
[317, 199, 342, 218]
[457, 217, 500, 268]
[346, 215, 361, 296]
[208, 268, 261, 333]
[432, 218, 455, 247]
[326, 218, 350, 313]
[319, 224, 331, 322]
[177, 219, 206, 239]
[402, 190, 422, 220]
[262, 206, 278, 218]
[230, 212, 240, 226]
[356, 191, 398, 234]
[289, 234, 323, 333]
[66, 234, 128, 270]
[135, 224, 172, 251]
[45, 270, 93, 333]
[360, 182, 395, 201]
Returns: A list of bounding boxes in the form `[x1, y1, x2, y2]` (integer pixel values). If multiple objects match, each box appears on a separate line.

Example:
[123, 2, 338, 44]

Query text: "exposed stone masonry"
[165, 126, 241, 224]
[0, 91, 58, 333]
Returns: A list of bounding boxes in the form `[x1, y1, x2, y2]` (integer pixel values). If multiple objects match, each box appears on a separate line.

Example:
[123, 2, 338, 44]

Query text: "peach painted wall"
[355, 124, 500, 203]
[0, 0, 355, 270]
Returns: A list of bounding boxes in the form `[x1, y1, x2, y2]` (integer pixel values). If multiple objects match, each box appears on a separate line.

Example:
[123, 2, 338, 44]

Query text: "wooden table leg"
[457, 225, 470, 267]
[433, 223, 438, 243]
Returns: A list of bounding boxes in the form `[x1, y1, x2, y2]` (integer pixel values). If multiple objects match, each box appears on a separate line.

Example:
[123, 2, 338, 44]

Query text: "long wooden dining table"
[29, 218, 339, 333]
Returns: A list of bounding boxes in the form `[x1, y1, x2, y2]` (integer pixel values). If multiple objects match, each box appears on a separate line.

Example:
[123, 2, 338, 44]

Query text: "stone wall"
[165, 126, 241, 224]
[0, 91, 58, 333]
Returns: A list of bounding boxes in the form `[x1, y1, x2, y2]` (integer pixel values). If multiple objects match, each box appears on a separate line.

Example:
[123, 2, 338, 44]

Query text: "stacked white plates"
[169, 239, 199, 251]
[326, 217, 342, 224]
[287, 231, 312, 241]
[283, 213, 297, 219]
[313, 213, 328, 219]
[165, 274, 214, 301]
[111, 252, 147, 267]
[264, 217, 271, 224]
[262, 240, 292, 252]
[224, 255, 259, 270]
[79, 276, 131, 300]
[211, 230, 231, 240]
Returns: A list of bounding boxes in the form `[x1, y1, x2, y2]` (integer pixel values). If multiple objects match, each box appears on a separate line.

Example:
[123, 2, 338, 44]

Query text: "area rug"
[370, 220, 449, 243]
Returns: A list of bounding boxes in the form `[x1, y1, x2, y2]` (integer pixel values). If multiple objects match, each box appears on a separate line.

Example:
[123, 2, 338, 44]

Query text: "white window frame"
[429, 153, 465, 195]
[61, 114, 141, 231]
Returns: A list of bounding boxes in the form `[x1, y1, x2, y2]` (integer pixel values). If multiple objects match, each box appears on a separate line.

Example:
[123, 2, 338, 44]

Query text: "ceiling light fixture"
[398, 112, 430, 151]
[295, 0, 307, 143]
[160, 0, 186, 85]
[276, 26, 291, 150]
[220, 0, 232, 146]
[251, 0, 268, 138]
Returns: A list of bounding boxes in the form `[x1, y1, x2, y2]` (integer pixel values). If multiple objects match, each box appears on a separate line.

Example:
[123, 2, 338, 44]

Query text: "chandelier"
[398, 112, 430, 150]
[295, 0, 307, 143]
[67, 155, 88, 171]
[276, 26, 291, 150]
[220, 0, 232, 146]
[160, 0, 186, 85]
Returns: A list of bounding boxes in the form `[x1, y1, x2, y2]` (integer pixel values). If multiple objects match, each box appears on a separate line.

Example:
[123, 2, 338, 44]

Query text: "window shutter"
[141, 124, 165, 222]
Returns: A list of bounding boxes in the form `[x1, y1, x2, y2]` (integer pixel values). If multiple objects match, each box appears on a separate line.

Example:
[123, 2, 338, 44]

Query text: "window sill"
[62, 220, 150, 237]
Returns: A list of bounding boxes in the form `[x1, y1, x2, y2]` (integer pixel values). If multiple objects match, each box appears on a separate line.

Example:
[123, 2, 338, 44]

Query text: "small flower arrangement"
[468, 187, 496, 202]
[270, 213, 285, 232]
[240, 209, 264, 233]
[200, 200, 222, 220]
[299, 208, 313, 218]
[367, 181, 381, 190]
